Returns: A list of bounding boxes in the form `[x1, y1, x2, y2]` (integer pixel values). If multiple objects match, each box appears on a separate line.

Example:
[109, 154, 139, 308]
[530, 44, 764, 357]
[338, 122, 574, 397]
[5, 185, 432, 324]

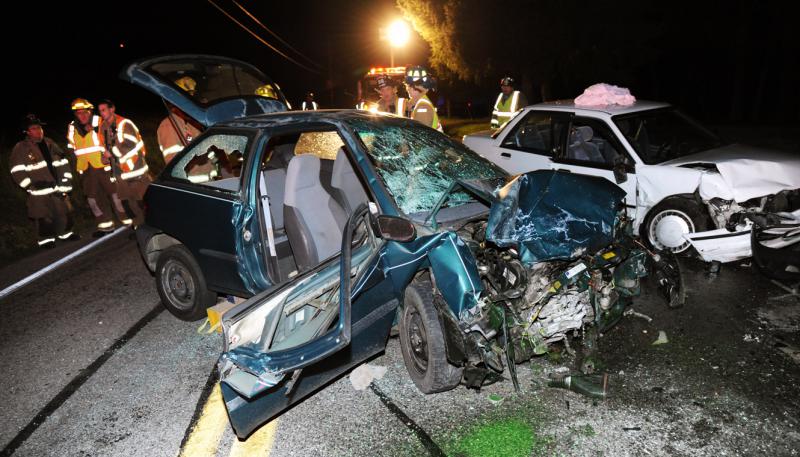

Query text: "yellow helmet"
[174, 76, 197, 94]
[70, 98, 94, 111]
[255, 84, 277, 99]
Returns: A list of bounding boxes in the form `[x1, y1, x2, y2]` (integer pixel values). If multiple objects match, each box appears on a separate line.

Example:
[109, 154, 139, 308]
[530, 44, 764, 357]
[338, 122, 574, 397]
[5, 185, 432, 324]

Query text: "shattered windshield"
[349, 118, 506, 216]
[613, 108, 725, 164]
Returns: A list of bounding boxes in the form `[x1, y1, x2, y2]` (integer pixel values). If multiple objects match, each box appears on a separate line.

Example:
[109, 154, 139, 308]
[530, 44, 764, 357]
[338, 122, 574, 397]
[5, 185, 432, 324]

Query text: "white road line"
[0, 227, 129, 301]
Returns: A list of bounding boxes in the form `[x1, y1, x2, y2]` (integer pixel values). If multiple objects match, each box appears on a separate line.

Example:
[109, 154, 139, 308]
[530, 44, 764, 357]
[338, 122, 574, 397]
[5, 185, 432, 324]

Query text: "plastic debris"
[487, 393, 505, 405]
[652, 330, 669, 345]
[624, 307, 653, 323]
[349, 363, 387, 390]
[743, 334, 761, 343]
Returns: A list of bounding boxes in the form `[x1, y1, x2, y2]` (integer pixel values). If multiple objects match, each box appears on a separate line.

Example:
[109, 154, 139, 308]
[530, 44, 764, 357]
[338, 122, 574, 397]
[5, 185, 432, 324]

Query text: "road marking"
[179, 383, 229, 457]
[0, 303, 164, 457]
[0, 226, 129, 300]
[228, 420, 278, 457]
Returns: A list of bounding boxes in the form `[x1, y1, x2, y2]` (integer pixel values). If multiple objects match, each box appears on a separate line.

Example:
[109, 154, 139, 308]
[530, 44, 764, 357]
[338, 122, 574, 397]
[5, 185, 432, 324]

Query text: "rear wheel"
[399, 278, 463, 393]
[642, 197, 708, 254]
[155, 245, 217, 321]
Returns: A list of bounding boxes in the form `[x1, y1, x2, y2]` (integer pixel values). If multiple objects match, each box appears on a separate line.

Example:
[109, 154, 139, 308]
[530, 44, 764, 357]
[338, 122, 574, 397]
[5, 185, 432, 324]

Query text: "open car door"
[120, 54, 288, 128]
[217, 204, 399, 438]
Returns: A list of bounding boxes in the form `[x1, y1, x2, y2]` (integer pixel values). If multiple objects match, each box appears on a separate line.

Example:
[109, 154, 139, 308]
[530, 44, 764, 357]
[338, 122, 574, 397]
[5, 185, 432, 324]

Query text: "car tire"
[399, 277, 463, 394]
[642, 197, 708, 254]
[155, 245, 217, 321]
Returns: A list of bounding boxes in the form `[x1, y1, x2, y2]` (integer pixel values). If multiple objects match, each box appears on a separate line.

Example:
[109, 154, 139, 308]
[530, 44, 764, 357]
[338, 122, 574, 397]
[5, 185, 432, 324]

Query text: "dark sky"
[1, 1, 797, 148]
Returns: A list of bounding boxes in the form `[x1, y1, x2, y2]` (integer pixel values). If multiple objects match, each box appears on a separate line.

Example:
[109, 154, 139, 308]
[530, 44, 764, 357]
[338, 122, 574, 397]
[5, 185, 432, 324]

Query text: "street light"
[386, 19, 410, 67]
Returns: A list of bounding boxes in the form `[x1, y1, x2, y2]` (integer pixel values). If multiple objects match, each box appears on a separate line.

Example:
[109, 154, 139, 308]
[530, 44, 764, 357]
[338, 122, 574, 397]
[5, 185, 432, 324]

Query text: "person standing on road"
[157, 76, 202, 164]
[10, 115, 79, 248]
[301, 92, 318, 111]
[67, 98, 128, 236]
[405, 66, 443, 132]
[375, 75, 407, 117]
[491, 76, 527, 130]
[97, 99, 151, 227]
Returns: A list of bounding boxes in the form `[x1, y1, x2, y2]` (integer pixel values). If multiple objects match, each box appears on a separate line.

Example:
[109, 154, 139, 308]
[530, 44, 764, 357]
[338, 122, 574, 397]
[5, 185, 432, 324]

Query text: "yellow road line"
[228, 420, 279, 457]
[179, 383, 228, 457]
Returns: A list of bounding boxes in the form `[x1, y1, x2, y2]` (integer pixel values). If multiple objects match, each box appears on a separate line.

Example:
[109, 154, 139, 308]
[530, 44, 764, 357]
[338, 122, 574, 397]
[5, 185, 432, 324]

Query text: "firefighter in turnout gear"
[10, 115, 78, 248]
[67, 98, 128, 236]
[97, 99, 151, 226]
[375, 75, 407, 116]
[157, 77, 202, 164]
[491, 76, 527, 130]
[405, 66, 442, 131]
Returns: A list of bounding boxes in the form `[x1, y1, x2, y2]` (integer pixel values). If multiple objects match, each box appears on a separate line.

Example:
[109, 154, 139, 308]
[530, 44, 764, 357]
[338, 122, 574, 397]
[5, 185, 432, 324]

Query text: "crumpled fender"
[381, 231, 482, 319]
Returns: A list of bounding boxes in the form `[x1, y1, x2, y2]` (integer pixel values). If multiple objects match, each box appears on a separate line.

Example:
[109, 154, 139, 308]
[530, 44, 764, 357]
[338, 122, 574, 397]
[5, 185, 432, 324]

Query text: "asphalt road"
[1, 234, 799, 457]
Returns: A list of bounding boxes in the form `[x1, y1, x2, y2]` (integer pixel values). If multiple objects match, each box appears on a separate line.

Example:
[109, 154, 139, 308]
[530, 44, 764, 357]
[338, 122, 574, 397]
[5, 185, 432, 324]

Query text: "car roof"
[217, 109, 397, 129]
[528, 99, 672, 115]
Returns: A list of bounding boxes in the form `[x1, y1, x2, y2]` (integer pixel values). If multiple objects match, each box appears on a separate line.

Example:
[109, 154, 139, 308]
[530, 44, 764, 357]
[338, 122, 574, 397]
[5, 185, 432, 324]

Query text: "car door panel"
[145, 183, 247, 294]
[495, 111, 569, 175]
[219, 205, 398, 438]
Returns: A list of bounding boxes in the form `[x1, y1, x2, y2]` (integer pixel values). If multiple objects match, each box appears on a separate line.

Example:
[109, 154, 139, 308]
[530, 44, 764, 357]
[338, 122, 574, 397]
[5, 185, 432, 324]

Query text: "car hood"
[479, 170, 626, 265]
[660, 144, 800, 201]
[120, 54, 288, 128]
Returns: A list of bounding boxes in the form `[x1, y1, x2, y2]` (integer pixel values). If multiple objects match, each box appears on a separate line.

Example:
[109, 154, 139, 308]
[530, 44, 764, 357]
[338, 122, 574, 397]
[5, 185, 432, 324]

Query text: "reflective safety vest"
[378, 97, 407, 117]
[411, 95, 443, 132]
[67, 115, 107, 173]
[10, 137, 73, 196]
[157, 116, 201, 164]
[302, 101, 318, 110]
[491, 91, 521, 129]
[100, 115, 149, 180]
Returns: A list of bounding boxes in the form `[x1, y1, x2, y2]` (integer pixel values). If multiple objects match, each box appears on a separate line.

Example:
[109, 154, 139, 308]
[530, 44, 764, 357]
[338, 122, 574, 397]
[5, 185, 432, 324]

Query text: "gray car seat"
[331, 148, 369, 214]
[284, 154, 348, 271]
[567, 126, 604, 163]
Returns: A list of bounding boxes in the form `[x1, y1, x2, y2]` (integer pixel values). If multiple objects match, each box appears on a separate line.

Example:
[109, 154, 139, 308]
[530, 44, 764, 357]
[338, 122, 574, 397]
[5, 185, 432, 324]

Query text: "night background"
[2, 0, 798, 149]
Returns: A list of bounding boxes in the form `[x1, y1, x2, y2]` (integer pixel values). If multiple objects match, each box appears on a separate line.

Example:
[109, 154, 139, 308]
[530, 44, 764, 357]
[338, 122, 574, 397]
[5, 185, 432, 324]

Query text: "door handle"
[500, 152, 511, 158]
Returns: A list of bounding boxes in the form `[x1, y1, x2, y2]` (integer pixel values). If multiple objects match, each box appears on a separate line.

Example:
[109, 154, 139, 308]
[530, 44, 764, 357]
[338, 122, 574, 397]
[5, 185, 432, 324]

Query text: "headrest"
[331, 148, 351, 187]
[571, 126, 594, 143]
[286, 154, 321, 196]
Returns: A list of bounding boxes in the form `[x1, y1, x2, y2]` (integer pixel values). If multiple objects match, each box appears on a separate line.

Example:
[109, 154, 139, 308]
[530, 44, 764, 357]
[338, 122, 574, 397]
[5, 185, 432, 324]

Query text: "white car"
[464, 100, 800, 263]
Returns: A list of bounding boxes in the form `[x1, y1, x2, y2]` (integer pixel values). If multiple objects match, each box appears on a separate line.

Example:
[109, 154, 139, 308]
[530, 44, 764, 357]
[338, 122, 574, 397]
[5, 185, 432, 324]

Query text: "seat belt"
[258, 171, 278, 257]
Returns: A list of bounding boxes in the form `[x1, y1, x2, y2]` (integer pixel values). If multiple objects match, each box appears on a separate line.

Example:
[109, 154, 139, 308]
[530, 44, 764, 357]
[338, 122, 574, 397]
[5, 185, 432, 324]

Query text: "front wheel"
[399, 278, 463, 394]
[642, 198, 708, 254]
[155, 245, 217, 321]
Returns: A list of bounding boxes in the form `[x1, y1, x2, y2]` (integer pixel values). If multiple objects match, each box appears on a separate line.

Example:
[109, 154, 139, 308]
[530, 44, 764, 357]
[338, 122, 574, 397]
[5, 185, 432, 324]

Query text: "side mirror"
[376, 215, 416, 242]
[613, 155, 629, 184]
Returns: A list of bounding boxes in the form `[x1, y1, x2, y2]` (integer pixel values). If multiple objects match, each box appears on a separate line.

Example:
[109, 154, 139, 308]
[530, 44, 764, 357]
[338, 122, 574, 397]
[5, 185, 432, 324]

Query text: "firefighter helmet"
[404, 66, 436, 90]
[255, 84, 277, 98]
[174, 76, 197, 94]
[376, 75, 397, 90]
[500, 76, 515, 87]
[70, 98, 94, 111]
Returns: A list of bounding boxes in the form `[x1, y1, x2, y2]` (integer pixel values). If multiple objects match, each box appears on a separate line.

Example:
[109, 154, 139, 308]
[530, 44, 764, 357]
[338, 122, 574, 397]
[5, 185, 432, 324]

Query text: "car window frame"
[499, 110, 570, 158]
[160, 126, 257, 201]
[552, 115, 635, 172]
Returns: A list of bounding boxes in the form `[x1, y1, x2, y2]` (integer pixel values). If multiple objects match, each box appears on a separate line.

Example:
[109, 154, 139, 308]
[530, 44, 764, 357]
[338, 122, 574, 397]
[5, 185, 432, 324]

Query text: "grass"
[442, 117, 492, 141]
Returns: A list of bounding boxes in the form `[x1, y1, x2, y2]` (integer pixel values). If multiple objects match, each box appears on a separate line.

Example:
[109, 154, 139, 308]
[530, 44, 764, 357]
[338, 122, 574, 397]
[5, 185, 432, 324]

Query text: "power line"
[206, 0, 320, 74]
[229, 0, 322, 70]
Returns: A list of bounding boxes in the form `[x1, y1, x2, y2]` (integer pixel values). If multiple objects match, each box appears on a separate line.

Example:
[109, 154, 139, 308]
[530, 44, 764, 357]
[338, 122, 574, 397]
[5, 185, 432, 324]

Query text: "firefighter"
[404, 66, 442, 131]
[375, 75, 407, 117]
[157, 76, 202, 164]
[491, 76, 527, 130]
[97, 99, 151, 226]
[67, 98, 128, 236]
[10, 115, 78, 248]
[301, 92, 318, 111]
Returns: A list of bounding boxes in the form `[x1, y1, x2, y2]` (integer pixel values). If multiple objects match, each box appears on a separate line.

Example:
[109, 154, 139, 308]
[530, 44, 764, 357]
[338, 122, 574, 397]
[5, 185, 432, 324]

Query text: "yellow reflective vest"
[411, 96, 443, 132]
[491, 91, 522, 129]
[67, 115, 107, 173]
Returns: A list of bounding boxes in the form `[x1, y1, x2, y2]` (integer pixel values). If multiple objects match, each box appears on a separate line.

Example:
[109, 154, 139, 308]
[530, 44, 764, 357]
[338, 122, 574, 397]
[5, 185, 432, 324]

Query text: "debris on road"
[349, 363, 387, 390]
[743, 333, 761, 343]
[487, 393, 504, 405]
[548, 373, 609, 399]
[652, 330, 669, 345]
[624, 307, 653, 323]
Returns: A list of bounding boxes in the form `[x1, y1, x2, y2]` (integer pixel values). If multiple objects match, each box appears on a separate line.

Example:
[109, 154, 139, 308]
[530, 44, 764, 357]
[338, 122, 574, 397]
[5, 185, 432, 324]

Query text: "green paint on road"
[446, 418, 550, 457]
